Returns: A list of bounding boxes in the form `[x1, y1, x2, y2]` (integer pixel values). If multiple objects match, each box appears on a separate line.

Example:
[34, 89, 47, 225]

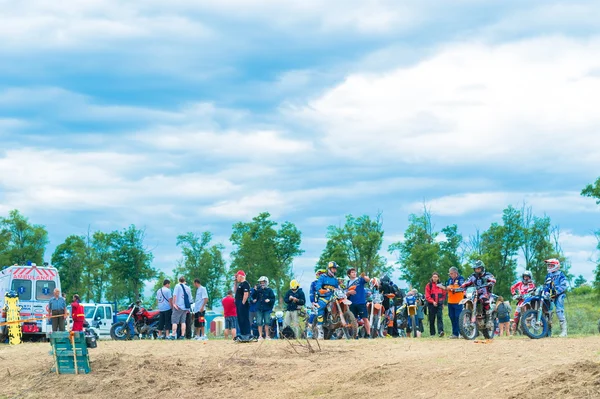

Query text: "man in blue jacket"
[346, 268, 371, 338]
[252, 276, 275, 340]
[306, 269, 325, 339]
[543, 258, 569, 337]
[315, 262, 340, 339]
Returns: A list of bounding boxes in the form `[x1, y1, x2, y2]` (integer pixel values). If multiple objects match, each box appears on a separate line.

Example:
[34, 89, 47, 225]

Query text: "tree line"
[1, 177, 598, 307]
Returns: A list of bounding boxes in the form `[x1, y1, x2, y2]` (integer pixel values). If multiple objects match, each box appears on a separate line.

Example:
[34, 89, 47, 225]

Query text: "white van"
[66, 302, 115, 338]
[0, 264, 61, 340]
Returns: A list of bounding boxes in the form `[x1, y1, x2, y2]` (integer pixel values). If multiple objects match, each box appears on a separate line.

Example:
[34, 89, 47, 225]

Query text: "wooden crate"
[49, 332, 91, 374]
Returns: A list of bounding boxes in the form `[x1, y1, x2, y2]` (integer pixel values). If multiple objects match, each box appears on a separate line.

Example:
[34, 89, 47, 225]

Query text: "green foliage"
[316, 213, 387, 278]
[571, 284, 592, 296]
[0, 210, 49, 267]
[106, 225, 157, 305]
[581, 177, 600, 204]
[174, 231, 227, 309]
[573, 274, 588, 288]
[229, 212, 304, 303]
[51, 235, 87, 299]
[389, 208, 463, 291]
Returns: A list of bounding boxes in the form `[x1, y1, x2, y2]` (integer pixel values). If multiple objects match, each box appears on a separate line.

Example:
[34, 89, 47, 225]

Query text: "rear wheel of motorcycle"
[343, 311, 358, 339]
[458, 309, 477, 340]
[521, 309, 549, 339]
[110, 322, 129, 340]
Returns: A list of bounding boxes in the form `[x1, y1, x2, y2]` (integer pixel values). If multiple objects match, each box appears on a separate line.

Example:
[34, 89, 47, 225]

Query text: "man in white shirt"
[168, 276, 193, 340]
[156, 279, 173, 339]
[193, 278, 209, 340]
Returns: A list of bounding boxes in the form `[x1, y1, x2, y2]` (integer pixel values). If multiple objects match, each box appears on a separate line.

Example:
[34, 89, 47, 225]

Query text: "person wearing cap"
[234, 270, 251, 340]
[283, 280, 306, 339]
[443, 267, 465, 339]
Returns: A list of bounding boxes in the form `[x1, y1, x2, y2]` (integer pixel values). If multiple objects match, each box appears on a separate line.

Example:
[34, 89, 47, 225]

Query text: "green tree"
[51, 235, 87, 298]
[388, 208, 461, 291]
[581, 177, 600, 204]
[317, 213, 387, 278]
[573, 274, 587, 288]
[229, 212, 304, 304]
[0, 210, 49, 267]
[106, 225, 157, 305]
[174, 231, 227, 309]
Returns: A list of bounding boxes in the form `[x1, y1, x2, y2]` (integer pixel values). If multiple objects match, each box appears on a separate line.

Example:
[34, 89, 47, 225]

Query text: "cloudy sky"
[1, 0, 599, 291]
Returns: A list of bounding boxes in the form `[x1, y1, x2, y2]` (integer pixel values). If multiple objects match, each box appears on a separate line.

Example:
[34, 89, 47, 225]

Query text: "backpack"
[180, 284, 191, 309]
[497, 303, 509, 319]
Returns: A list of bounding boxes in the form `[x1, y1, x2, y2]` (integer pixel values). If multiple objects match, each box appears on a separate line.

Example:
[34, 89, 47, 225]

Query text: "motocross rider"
[306, 269, 326, 339]
[510, 271, 536, 333]
[543, 258, 568, 337]
[460, 260, 496, 330]
[379, 274, 402, 336]
[314, 261, 340, 340]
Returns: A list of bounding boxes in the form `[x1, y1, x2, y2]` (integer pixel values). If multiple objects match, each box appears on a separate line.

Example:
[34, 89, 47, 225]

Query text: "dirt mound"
[509, 361, 600, 399]
[3, 337, 600, 399]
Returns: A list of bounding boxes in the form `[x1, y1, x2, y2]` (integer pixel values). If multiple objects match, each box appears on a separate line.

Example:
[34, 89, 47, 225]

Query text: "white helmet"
[544, 259, 560, 273]
[258, 276, 269, 285]
[522, 271, 532, 282]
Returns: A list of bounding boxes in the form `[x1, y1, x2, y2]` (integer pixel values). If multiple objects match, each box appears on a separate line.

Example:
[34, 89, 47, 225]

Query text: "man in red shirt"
[71, 294, 85, 332]
[221, 290, 237, 340]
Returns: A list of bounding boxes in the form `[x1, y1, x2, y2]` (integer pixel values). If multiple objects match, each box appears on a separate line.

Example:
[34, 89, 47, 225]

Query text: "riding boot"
[317, 325, 324, 340]
[559, 320, 567, 337]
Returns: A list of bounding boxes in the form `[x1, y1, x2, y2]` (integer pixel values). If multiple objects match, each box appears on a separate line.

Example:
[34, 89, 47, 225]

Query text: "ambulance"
[0, 263, 62, 340]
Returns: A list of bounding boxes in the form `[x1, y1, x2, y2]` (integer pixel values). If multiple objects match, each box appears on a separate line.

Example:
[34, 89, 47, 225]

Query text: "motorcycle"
[511, 289, 536, 334]
[458, 286, 497, 340]
[520, 280, 555, 339]
[110, 302, 160, 340]
[270, 311, 285, 339]
[367, 289, 386, 338]
[313, 288, 358, 340]
[404, 295, 419, 338]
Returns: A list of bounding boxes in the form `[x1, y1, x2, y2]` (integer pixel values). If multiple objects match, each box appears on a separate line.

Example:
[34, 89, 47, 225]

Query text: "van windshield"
[36, 280, 56, 300]
[84, 306, 96, 319]
[11, 279, 32, 300]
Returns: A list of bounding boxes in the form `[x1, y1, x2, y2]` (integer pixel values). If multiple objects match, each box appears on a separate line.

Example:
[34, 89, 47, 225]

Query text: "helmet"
[522, 271, 532, 282]
[316, 269, 326, 277]
[290, 279, 300, 290]
[346, 268, 356, 277]
[545, 258, 560, 273]
[473, 260, 485, 276]
[327, 261, 339, 270]
[258, 276, 269, 285]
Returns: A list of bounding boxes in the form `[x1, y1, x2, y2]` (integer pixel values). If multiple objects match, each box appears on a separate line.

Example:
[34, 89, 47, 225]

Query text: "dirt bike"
[367, 290, 385, 338]
[110, 302, 160, 340]
[520, 281, 554, 339]
[313, 288, 358, 340]
[458, 286, 497, 340]
[511, 289, 535, 335]
[270, 311, 285, 339]
[404, 295, 419, 338]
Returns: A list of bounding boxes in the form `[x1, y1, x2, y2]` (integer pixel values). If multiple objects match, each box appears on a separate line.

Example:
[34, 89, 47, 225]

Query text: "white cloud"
[406, 191, 599, 216]
[293, 36, 600, 172]
[204, 190, 288, 219]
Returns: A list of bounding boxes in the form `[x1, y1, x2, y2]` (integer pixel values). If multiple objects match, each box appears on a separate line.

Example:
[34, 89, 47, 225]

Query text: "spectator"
[249, 285, 259, 336]
[496, 296, 511, 337]
[234, 270, 251, 341]
[425, 272, 446, 337]
[168, 276, 192, 340]
[444, 267, 465, 339]
[222, 290, 237, 340]
[252, 276, 275, 340]
[346, 268, 371, 339]
[193, 279, 209, 341]
[70, 294, 85, 332]
[283, 280, 306, 338]
[47, 288, 67, 332]
[156, 279, 172, 339]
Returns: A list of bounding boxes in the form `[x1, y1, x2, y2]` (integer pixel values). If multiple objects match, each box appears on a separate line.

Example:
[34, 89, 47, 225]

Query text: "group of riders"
[298, 257, 568, 340]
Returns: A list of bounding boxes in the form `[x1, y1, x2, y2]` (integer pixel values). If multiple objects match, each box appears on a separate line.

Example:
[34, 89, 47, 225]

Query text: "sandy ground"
[2, 336, 600, 399]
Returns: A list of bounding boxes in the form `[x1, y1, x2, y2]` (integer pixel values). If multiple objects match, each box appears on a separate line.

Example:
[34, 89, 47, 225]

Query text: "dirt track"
[2, 336, 600, 399]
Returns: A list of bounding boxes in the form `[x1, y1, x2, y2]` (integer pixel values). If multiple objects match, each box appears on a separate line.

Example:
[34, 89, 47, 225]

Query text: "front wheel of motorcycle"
[521, 309, 548, 339]
[110, 322, 129, 341]
[342, 311, 358, 339]
[458, 309, 477, 340]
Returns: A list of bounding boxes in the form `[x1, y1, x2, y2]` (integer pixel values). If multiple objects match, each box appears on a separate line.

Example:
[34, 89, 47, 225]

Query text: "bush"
[570, 285, 593, 296]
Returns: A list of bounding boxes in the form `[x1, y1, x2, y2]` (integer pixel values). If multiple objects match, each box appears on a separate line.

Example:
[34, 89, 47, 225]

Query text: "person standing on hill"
[496, 296, 511, 336]
[444, 267, 465, 339]
[234, 270, 252, 341]
[193, 279, 209, 341]
[222, 291, 237, 340]
[47, 288, 67, 332]
[253, 276, 275, 340]
[346, 268, 371, 338]
[70, 294, 85, 332]
[425, 272, 446, 337]
[156, 279, 172, 339]
[283, 280, 306, 338]
[168, 276, 192, 340]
